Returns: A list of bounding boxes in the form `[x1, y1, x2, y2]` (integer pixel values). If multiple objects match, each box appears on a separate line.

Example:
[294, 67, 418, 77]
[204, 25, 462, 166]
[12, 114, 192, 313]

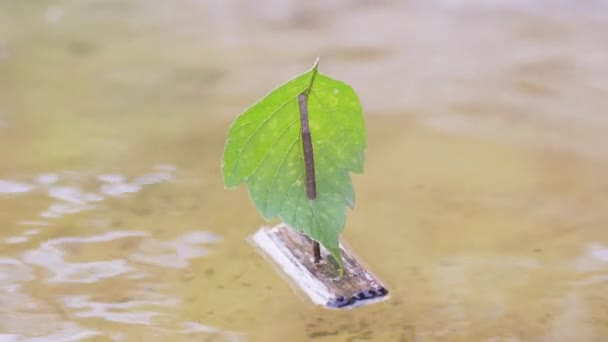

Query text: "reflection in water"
[0, 167, 176, 220]
[19, 325, 100, 342]
[0, 180, 35, 194]
[576, 243, 608, 272]
[98, 170, 175, 196]
[0, 163, 236, 339]
[22, 230, 146, 283]
[41, 186, 104, 219]
[0, 227, 228, 339]
[5, 230, 40, 245]
[40, 202, 95, 219]
[61, 295, 178, 325]
[100, 182, 141, 197]
[170, 322, 245, 342]
[37, 167, 174, 218]
[19, 221, 52, 227]
[37, 173, 59, 185]
[588, 244, 608, 263]
[135, 171, 173, 186]
[4, 223, 228, 339]
[21, 229, 221, 283]
[47, 186, 104, 204]
[4, 236, 29, 244]
[98, 174, 127, 183]
[0, 259, 100, 340]
[0, 258, 34, 286]
[131, 231, 221, 269]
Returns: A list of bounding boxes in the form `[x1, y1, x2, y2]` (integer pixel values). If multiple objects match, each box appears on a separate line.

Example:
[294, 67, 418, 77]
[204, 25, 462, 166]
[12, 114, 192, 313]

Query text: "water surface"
[1, 1, 608, 341]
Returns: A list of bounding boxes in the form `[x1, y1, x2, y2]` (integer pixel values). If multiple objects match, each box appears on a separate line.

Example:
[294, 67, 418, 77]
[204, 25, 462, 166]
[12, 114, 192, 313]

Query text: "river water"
[1, 1, 607, 341]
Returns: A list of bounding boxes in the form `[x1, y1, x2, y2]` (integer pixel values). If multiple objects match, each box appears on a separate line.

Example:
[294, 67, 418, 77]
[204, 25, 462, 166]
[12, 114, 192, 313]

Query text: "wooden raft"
[251, 223, 389, 309]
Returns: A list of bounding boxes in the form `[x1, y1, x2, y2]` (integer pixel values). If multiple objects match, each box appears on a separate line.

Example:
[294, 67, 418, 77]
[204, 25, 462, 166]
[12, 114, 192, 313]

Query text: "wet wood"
[251, 223, 389, 309]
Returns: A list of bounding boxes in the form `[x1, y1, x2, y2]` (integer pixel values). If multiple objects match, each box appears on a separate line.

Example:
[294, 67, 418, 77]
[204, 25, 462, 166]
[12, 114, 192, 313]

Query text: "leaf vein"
[279, 173, 302, 215]
[250, 118, 299, 178]
[228, 98, 296, 178]
[264, 137, 300, 214]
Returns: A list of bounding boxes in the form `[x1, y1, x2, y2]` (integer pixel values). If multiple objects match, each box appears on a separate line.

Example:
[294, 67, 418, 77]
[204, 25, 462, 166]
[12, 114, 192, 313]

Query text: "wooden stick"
[313, 240, 321, 264]
[298, 92, 317, 201]
[298, 92, 322, 263]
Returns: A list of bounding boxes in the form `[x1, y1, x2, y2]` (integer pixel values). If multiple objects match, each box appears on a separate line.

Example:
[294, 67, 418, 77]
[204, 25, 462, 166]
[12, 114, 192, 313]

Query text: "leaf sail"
[222, 61, 366, 273]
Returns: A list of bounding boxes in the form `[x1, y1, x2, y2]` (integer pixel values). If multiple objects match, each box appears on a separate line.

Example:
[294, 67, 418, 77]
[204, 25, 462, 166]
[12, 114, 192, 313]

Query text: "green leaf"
[222, 59, 366, 275]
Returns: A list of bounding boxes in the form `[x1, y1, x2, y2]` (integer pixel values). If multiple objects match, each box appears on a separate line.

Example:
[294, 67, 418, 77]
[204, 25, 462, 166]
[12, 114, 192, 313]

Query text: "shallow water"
[1, 1, 608, 341]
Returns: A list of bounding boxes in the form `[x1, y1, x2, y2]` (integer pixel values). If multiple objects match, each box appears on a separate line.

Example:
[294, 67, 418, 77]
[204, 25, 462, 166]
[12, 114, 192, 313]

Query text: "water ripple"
[0, 180, 35, 194]
[48, 186, 104, 204]
[36, 173, 59, 185]
[135, 172, 173, 186]
[100, 182, 142, 197]
[130, 231, 221, 269]
[22, 231, 148, 283]
[576, 243, 608, 272]
[61, 295, 178, 325]
[2, 165, 177, 221]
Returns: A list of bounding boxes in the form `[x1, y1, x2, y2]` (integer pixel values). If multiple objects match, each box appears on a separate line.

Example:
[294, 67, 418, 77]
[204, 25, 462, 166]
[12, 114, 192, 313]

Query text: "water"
[1, 1, 608, 340]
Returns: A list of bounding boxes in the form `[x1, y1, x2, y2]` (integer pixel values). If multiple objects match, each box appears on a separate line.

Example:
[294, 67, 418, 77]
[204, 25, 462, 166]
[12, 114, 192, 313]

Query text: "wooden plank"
[250, 223, 389, 309]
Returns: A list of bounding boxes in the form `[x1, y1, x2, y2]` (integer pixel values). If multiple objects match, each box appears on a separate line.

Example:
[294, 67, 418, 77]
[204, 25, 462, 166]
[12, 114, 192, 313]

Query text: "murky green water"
[1, 1, 608, 341]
